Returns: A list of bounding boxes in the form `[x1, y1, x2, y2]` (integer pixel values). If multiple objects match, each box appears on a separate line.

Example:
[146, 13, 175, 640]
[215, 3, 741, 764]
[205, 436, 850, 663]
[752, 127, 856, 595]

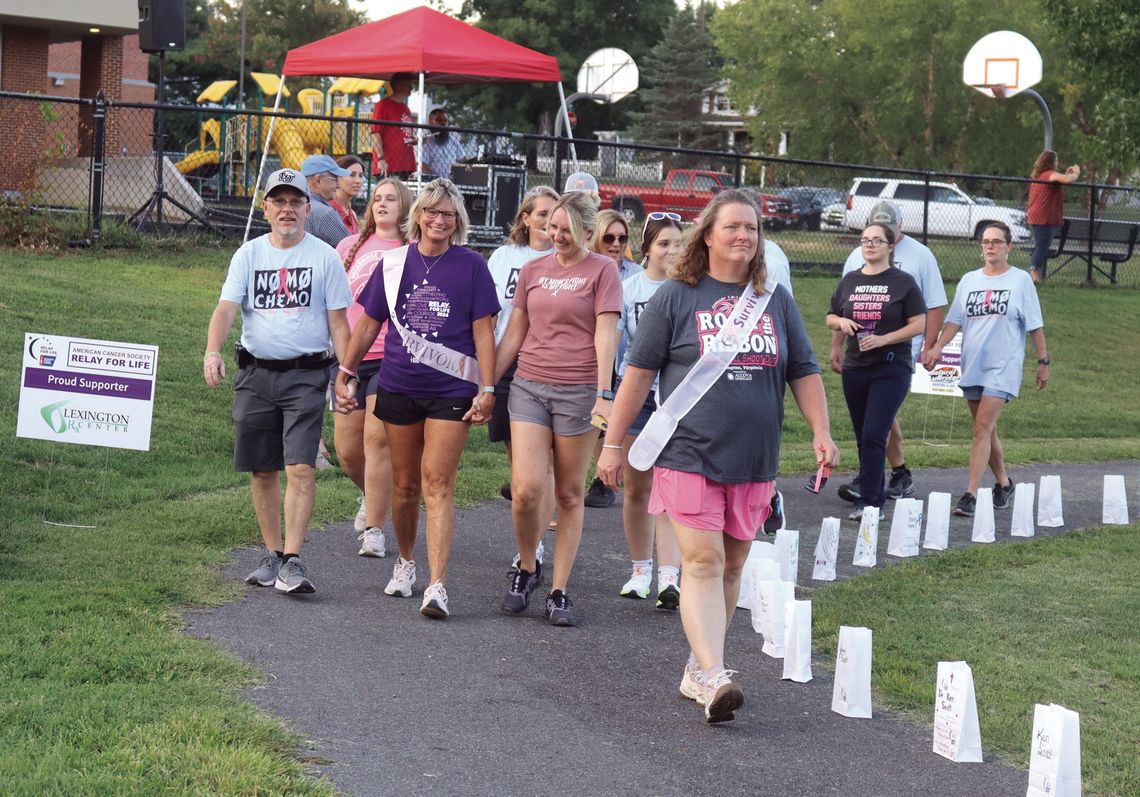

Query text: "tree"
[627, 2, 722, 151]
[711, 0, 1066, 175]
[158, 0, 366, 105]
[441, 0, 677, 140]
[1039, 0, 1140, 180]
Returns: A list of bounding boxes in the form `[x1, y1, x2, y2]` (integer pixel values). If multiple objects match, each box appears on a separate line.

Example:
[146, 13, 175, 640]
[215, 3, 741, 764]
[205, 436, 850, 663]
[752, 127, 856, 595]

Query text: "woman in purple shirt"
[336, 179, 500, 621]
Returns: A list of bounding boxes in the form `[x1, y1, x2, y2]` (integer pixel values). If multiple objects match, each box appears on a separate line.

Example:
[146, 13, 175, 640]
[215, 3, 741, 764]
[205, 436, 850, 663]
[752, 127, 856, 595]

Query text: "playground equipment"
[175, 72, 383, 198]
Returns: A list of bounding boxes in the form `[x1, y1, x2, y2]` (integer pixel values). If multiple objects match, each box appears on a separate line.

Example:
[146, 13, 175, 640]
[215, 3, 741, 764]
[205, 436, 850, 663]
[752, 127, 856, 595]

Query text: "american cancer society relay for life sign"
[17, 333, 159, 451]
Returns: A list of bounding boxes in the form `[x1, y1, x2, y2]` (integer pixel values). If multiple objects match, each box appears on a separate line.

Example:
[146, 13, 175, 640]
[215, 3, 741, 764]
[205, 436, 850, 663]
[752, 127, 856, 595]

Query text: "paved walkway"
[185, 460, 1136, 797]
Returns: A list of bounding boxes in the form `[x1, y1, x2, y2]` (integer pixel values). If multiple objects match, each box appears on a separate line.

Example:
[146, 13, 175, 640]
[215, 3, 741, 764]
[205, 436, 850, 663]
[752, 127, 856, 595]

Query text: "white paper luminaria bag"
[923, 491, 952, 550]
[812, 517, 840, 581]
[781, 600, 813, 683]
[1027, 703, 1082, 797]
[739, 541, 778, 611]
[1011, 482, 1036, 537]
[1037, 475, 1064, 527]
[831, 625, 872, 718]
[932, 661, 983, 763]
[1102, 475, 1129, 525]
[887, 497, 923, 557]
[852, 506, 879, 567]
[774, 528, 800, 585]
[971, 487, 996, 543]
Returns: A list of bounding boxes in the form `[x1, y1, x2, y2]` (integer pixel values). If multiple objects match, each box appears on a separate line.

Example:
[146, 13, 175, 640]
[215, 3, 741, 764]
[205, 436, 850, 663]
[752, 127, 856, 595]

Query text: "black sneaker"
[993, 481, 1015, 509]
[837, 480, 862, 504]
[500, 482, 512, 501]
[762, 490, 786, 536]
[544, 590, 576, 626]
[953, 492, 976, 517]
[501, 560, 542, 615]
[584, 477, 615, 508]
[886, 468, 915, 500]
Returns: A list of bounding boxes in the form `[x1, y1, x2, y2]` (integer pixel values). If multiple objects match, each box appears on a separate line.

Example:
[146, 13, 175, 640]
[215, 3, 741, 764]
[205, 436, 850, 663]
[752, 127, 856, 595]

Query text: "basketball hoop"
[971, 83, 1008, 99]
[963, 31, 1041, 98]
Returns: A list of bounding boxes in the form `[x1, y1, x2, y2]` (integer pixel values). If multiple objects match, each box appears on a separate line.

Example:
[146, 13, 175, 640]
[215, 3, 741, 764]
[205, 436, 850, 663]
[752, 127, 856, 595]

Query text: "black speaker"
[138, 0, 186, 53]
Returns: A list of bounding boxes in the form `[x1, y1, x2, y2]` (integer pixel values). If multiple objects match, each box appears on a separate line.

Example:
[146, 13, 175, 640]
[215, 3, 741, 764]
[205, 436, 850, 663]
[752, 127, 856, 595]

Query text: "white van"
[846, 178, 1030, 241]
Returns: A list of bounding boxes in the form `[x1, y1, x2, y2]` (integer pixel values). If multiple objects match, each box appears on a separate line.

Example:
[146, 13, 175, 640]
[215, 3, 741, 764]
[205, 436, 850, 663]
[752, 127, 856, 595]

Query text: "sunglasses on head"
[602, 233, 629, 245]
[805, 462, 830, 494]
[642, 211, 682, 238]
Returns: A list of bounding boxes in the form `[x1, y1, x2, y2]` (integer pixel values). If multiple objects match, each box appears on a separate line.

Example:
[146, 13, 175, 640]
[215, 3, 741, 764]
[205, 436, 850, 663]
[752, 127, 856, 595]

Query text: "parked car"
[777, 187, 846, 230]
[846, 178, 1031, 241]
[598, 169, 794, 227]
[820, 201, 847, 231]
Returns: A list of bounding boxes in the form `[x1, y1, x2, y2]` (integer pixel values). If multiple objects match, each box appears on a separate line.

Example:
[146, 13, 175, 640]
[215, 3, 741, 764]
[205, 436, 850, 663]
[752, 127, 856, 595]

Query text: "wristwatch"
[1037, 357, 1051, 365]
[597, 389, 615, 400]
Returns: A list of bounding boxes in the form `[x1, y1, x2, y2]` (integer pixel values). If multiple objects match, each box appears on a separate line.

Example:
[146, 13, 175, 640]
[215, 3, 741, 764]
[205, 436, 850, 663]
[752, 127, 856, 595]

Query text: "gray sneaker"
[501, 561, 543, 615]
[544, 590, 576, 626]
[274, 558, 315, 594]
[245, 552, 281, 587]
[993, 480, 1015, 510]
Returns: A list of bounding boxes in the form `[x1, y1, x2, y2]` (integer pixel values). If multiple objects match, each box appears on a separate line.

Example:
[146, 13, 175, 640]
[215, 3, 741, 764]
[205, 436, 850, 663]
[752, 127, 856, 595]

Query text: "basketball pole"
[973, 82, 1053, 151]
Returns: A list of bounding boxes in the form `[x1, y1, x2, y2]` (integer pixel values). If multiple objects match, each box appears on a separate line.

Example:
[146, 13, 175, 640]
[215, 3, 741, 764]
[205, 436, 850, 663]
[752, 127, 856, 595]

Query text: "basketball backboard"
[963, 31, 1042, 98]
[577, 48, 639, 104]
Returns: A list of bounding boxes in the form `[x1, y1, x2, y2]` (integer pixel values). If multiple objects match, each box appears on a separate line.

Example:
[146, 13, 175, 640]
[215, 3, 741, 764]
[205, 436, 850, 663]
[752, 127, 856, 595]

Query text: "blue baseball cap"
[300, 154, 351, 178]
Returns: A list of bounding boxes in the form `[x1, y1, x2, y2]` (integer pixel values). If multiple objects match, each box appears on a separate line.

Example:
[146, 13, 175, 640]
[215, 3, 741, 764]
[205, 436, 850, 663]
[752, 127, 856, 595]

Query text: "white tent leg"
[416, 72, 425, 185]
[556, 81, 579, 170]
[244, 77, 286, 242]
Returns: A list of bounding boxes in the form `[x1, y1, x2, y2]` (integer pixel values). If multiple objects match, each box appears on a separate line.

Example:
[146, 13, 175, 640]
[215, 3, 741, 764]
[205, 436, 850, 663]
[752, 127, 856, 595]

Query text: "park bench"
[1046, 217, 1140, 284]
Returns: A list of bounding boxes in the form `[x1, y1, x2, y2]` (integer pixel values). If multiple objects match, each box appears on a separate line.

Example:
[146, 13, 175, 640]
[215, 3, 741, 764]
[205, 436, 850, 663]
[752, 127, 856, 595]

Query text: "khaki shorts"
[508, 374, 595, 437]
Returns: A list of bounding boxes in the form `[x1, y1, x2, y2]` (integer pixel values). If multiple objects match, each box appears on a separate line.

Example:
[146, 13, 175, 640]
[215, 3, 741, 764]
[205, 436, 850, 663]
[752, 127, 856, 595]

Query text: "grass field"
[1, 245, 1137, 794]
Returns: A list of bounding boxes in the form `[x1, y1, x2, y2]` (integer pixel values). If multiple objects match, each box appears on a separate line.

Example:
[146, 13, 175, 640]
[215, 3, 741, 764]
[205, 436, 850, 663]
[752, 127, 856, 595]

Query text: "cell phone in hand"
[590, 414, 609, 432]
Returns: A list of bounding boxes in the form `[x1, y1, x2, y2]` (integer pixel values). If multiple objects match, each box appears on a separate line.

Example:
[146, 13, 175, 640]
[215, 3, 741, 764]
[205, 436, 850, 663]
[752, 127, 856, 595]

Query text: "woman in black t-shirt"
[827, 223, 926, 519]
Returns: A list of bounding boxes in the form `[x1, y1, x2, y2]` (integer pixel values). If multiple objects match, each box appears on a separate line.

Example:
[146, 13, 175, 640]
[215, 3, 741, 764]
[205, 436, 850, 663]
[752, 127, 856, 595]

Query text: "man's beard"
[432, 129, 449, 145]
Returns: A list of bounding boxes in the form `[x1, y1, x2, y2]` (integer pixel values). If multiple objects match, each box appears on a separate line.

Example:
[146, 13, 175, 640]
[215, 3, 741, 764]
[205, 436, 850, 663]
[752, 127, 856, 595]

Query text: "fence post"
[733, 153, 742, 187]
[921, 172, 930, 245]
[88, 90, 106, 242]
[1087, 183, 1097, 284]
[554, 137, 564, 193]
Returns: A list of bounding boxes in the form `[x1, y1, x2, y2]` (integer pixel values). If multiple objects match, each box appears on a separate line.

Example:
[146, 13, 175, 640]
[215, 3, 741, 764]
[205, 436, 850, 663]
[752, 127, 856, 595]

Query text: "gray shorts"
[232, 366, 327, 471]
[508, 374, 596, 437]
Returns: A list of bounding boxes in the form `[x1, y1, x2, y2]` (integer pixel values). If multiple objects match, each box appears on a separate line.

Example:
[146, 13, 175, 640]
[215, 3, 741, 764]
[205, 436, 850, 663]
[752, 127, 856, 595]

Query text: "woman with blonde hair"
[331, 155, 365, 235]
[597, 189, 839, 722]
[495, 190, 623, 626]
[335, 179, 500, 620]
[334, 177, 412, 555]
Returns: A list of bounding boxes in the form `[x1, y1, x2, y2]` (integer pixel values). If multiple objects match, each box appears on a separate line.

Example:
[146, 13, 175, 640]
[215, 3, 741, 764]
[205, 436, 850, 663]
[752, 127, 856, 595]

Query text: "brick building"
[0, 1, 151, 195]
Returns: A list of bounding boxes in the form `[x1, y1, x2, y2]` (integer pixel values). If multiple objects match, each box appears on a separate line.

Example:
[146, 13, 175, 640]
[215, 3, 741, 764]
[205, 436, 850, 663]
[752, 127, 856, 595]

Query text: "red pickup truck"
[598, 169, 794, 228]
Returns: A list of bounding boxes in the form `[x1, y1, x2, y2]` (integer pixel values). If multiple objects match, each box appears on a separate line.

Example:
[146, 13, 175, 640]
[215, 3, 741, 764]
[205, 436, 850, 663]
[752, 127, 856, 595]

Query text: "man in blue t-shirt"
[203, 169, 352, 595]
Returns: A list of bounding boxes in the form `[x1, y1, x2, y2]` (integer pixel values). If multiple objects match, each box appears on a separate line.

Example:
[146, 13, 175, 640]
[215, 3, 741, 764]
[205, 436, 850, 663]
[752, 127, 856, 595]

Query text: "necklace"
[418, 246, 448, 283]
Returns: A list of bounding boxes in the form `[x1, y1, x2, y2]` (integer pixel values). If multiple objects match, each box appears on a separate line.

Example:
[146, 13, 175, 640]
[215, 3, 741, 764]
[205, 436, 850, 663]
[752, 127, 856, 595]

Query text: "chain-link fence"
[3, 89, 1138, 286]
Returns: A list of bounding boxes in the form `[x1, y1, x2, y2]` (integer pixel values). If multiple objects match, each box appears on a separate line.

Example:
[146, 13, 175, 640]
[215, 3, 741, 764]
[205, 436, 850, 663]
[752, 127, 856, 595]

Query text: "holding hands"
[462, 391, 495, 425]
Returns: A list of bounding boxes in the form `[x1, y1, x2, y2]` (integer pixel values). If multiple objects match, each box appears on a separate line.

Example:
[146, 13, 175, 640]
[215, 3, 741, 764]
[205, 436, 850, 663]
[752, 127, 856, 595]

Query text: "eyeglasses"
[266, 197, 308, 209]
[643, 211, 682, 238]
[859, 237, 888, 247]
[423, 208, 458, 221]
[602, 233, 629, 245]
[981, 238, 1009, 247]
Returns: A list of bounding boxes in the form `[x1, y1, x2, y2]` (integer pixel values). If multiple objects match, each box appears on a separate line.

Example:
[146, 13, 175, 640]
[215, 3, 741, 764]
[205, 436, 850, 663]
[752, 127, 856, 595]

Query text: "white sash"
[627, 278, 777, 471]
[382, 245, 481, 385]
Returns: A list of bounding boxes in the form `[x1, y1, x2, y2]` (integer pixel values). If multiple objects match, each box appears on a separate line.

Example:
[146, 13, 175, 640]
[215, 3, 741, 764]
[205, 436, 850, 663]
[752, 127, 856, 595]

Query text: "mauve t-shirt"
[336, 234, 402, 361]
[357, 243, 500, 398]
[512, 251, 623, 385]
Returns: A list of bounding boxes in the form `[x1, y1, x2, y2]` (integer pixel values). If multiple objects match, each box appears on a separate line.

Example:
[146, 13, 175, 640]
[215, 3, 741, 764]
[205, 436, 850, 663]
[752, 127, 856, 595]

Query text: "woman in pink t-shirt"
[333, 177, 412, 557]
[494, 190, 623, 626]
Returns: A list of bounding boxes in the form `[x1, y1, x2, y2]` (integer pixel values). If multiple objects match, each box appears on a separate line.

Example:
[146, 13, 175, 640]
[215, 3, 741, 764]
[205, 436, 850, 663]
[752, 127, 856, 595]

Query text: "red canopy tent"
[281, 6, 562, 84]
[245, 7, 571, 238]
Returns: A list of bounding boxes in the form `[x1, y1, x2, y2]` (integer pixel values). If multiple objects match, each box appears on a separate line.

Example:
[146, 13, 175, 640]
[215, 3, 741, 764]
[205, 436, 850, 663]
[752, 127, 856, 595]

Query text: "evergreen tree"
[628, 2, 722, 151]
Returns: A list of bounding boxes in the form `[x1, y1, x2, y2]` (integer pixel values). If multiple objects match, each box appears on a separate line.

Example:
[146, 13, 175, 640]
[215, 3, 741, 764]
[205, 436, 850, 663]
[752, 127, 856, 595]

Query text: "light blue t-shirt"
[765, 239, 793, 297]
[220, 233, 352, 359]
[844, 234, 946, 360]
[946, 267, 1043, 397]
[617, 270, 668, 385]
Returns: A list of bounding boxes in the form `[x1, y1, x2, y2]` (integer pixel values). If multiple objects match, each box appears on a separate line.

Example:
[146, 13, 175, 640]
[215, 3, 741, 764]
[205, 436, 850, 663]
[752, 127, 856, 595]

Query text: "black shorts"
[487, 361, 518, 443]
[373, 388, 472, 425]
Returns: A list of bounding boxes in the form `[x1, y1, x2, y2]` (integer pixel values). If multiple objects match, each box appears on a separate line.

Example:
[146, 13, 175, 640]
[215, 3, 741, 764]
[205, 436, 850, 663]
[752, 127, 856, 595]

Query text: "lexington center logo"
[40, 400, 130, 435]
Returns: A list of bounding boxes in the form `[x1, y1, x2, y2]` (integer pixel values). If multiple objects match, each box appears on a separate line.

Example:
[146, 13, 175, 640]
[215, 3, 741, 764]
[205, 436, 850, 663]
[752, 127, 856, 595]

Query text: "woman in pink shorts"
[597, 189, 840, 723]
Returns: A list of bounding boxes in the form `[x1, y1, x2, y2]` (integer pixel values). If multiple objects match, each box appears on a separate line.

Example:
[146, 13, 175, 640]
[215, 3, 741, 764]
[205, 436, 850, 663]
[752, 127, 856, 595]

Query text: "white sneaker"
[353, 494, 367, 532]
[420, 581, 449, 619]
[357, 526, 386, 558]
[679, 659, 704, 704]
[697, 668, 744, 723]
[620, 564, 652, 599]
[384, 557, 416, 597]
[509, 539, 545, 573]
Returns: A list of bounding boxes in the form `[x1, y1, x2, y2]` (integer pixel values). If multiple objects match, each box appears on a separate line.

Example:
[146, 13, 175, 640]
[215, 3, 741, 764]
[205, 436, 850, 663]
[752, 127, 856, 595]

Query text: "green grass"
[1, 246, 1137, 793]
[805, 526, 1140, 797]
